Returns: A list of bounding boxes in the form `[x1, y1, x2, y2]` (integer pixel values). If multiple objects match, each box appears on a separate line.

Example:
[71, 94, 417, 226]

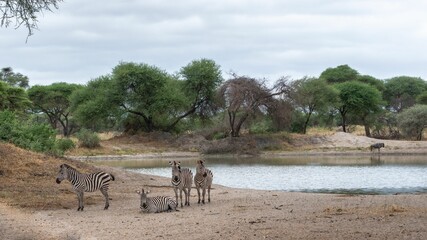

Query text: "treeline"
[1, 61, 427, 154]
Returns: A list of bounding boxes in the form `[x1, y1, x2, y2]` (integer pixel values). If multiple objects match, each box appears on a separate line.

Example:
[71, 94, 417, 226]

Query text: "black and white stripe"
[169, 161, 193, 207]
[194, 160, 213, 204]
[136, 188, 178, 213]
[56, 164, 115, 211]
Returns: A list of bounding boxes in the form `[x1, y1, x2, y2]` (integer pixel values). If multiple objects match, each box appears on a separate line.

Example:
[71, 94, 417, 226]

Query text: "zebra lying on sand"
[370, 143, 385, 152]
[56, 164, 115, 211]
[194, 160, 213, 204]
[135, 188, 178, 213]
[169, 161, 193, 207]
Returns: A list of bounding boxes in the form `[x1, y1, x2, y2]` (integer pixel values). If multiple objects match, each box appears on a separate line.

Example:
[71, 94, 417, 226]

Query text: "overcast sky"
[1, 0, 427, 86]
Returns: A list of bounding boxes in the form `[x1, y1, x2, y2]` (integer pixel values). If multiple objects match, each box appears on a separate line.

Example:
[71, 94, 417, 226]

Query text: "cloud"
[1, 0, 427, 86]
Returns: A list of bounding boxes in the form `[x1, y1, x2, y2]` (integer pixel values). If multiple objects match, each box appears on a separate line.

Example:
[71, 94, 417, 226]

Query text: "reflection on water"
[92, 155, 427, 194]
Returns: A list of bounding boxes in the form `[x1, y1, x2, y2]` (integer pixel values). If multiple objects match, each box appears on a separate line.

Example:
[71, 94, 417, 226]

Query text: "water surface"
[93, 155, 427, 194]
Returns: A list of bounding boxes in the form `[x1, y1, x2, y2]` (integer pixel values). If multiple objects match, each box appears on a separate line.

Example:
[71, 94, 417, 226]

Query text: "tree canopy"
[0, 67, 29, 88]
[398, 104, 427, 140]
[334, 81, 383, 133]
[319, 64, 359, 84]
[0, 80, 31, 111]
[28, 82, 82, 136]
[383, 76, 427, 112]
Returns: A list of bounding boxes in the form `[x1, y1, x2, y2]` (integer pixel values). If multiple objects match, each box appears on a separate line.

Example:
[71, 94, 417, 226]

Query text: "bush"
[0, 110, 57, 153]
[397, 104, 427, 140]
[76, 129, 100, 148]
[55, 138, 76, 152]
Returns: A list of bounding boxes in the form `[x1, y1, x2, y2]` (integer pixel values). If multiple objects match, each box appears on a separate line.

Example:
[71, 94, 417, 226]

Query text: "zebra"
[169, 161, 193, 207]
[135, 188, 178, 213]
[194, 160, 213, 204]
[370, 143, 385, 153]
[56, 164, 115, 211]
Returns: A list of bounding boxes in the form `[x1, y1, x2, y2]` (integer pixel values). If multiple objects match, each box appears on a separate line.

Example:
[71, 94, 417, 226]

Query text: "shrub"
[0, 110, 57, 153]
[55, 138, 76, 152]
[76, 129, 100, 148]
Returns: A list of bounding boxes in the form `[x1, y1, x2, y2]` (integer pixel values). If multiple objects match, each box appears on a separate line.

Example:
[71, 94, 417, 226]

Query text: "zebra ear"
[169, 161, 173, 166]
[136, 190, 141, 195]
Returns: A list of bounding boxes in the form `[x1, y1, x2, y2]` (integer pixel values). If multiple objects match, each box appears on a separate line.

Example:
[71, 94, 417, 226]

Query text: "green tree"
[70, 76, 120, 131]
[0, 67, 29, 88]
[397, 105, 427, 140]
[172, 58, 223, 130]
[334, 81, 383, 134]
[356, 75, 385, 92]
[319, 65, 359, 84]
[416, 91, 427, 105]
[290, 77, 337, 134]
[383, 76, 427, 112]
[111, 62, 186, 132]
[27, 82, 82, 136]
[1, 0, 62, 39]
[0, 81, 31, 111]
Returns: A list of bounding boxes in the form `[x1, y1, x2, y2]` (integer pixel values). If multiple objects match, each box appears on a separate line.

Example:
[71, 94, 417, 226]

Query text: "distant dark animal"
[56, 164, 115, 211]
[135, 188, 178, 213]
[370, 143, 385, 152]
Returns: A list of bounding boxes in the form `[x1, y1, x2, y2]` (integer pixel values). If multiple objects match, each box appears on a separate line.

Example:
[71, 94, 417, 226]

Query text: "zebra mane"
[61, 164, 79, 173]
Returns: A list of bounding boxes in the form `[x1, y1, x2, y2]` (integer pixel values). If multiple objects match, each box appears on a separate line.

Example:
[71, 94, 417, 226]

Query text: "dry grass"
[0, 143, 99, 210]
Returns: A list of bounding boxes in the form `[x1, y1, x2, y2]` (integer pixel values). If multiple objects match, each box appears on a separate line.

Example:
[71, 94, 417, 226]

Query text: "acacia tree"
[1, 0, 62, 39]
[166, 58, 223, 131]
[0, 67, 29, 88]
[383, 76, 427, 112]
[70, 76, 120, 130]
[0, 80, 31, 111]
[290, 77, 337, 134]
[319, 64, 359, 84]
[217, 75, 290, 137]
[334, 81, 383, 134]
[398, 105, 427, 140]
[28, 82, 82, 136]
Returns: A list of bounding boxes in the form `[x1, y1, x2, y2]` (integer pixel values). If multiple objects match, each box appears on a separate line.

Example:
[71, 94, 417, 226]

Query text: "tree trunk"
[302, 112, 312, 134]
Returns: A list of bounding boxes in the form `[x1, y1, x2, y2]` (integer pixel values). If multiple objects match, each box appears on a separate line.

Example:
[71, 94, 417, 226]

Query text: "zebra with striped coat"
[194, 160, 213, 204]
[169, 161, 193, 207]
[135, 188, 178, 213]
[56, 164, 115, 211]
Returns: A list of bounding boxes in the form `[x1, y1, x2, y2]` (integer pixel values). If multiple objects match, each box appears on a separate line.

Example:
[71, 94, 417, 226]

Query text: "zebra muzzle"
[56, 178, 61, 184]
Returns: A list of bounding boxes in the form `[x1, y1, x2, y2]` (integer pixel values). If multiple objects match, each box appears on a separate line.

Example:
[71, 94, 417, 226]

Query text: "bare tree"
[217, 74, 290, 137]
[1, 0, 62, 39]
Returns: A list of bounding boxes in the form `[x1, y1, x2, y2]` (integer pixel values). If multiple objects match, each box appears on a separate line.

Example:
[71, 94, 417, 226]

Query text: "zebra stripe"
[169, 161, 193, 207]
[56, 164, 115, 211]
[136, 188, 178, 213]
[194, 160, 213, 204]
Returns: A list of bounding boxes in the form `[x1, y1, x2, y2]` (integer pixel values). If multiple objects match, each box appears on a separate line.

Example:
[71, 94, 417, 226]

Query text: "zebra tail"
[110, 174, 115, 181]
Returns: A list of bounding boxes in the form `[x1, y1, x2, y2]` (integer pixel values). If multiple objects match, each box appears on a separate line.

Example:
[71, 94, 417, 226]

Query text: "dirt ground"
[1, 132, 427, 240]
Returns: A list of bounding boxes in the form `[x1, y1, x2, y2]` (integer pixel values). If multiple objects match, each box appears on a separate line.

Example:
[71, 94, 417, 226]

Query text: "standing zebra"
[135, 188, 178, 213]
[56, 164, 115, 211]
[169, 161, 193, 207]
[194, 160, 213, 204]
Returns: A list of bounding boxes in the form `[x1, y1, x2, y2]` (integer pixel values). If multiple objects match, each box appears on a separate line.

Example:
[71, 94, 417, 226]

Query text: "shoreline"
[1, 166, 426, 240]
[65, 149, 427, 161]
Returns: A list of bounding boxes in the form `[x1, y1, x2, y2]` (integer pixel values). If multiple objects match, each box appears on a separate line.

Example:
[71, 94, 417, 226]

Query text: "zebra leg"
[100, 188, 110, 210]
[173, 187, 179, 207]
[183, 188, 189, 206]
[202, 187, 206, 204]
[179, 189, 184, 208]
[208, 185, 211, 203]
[77, 191, 84, 211]
[187, 187, 191, 206]
[196, 186, 201, 204]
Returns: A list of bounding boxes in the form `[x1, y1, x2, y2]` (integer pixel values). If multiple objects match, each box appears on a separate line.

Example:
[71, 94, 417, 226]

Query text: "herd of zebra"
[55, 160, 213, 213]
